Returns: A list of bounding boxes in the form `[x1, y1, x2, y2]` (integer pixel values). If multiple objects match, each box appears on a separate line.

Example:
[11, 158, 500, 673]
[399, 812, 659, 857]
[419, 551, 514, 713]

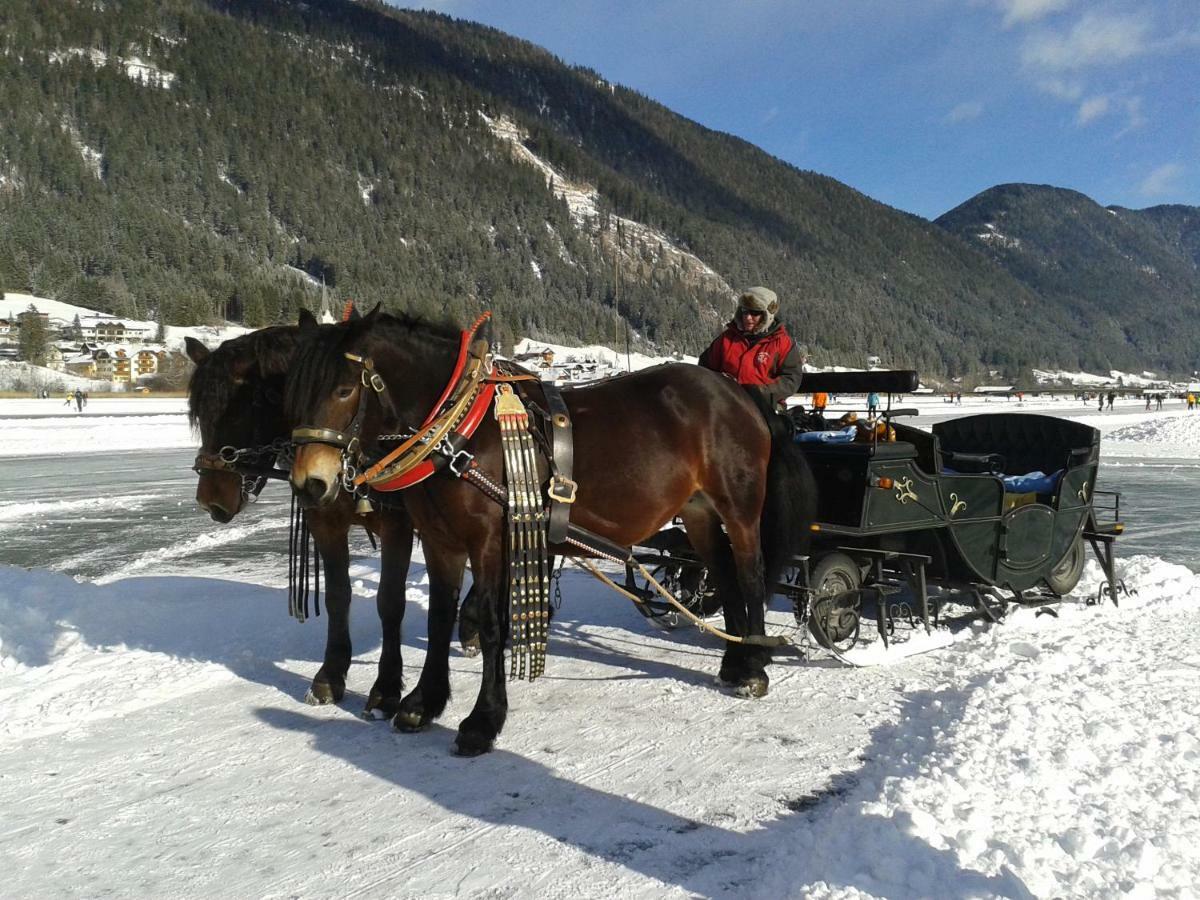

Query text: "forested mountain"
[1, 0, 1196, 375]
[937, 186, 1200, 373]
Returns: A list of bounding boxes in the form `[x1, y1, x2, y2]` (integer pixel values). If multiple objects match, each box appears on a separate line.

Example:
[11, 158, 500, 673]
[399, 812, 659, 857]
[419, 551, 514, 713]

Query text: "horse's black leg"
[365, 513, 414, 717]
[458, 584, 481, 657]
[679, 503, 749, 685]
[307, 516, 352, 705]
[393, 542, 465, 732]
[454, 543, 507, 756]
[726, 519, 771, 697]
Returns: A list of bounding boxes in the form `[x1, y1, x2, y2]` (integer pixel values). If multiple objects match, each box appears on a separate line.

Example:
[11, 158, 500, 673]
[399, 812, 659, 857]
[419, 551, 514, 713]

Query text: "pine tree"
[17, 304, 48, 364]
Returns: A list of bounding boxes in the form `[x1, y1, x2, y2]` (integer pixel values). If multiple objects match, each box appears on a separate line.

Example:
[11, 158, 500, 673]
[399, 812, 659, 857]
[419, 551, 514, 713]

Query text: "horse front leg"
[365, 510, 415, 718]
[393, 541, 465, 732]
[457, 584, 481, 658]
[306, 515, 352, 705]
[454, 540, 508, 756]
[726, 520, 771, 698]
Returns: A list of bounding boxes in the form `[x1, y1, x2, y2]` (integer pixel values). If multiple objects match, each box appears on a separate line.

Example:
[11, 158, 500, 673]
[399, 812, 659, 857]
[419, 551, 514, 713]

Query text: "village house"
[63, 351, 97, 379]
[76, 315, 152, 344]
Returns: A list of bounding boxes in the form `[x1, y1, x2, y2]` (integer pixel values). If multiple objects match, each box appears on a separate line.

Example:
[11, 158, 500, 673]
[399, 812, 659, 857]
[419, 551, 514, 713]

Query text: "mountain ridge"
[0, 0, 1196, 376]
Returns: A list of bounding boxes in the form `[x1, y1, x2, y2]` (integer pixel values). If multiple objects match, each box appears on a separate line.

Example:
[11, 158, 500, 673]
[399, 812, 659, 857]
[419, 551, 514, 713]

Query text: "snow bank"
[1, 553, 1197, 896]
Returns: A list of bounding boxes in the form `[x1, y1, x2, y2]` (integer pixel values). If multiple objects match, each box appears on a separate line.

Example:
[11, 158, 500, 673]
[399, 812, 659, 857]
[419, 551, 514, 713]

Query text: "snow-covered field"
[1, 393, 1199, 898]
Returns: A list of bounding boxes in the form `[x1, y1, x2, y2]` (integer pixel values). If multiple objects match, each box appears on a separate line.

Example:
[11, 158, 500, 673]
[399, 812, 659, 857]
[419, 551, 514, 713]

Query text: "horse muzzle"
[290, 441, 346, 509]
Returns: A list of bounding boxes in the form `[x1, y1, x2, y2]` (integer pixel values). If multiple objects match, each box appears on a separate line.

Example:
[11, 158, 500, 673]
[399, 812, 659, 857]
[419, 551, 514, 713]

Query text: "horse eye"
[336, 385, 356, 401]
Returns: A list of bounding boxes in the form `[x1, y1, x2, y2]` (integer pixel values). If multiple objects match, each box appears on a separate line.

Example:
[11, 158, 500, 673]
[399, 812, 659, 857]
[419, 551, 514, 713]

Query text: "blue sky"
[388, 0, 1198, 219]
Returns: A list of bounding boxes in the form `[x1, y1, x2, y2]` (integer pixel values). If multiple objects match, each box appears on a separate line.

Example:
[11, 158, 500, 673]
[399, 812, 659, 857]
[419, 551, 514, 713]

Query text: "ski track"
[0, 493, 160, 525]
[92, 518, 289, 584]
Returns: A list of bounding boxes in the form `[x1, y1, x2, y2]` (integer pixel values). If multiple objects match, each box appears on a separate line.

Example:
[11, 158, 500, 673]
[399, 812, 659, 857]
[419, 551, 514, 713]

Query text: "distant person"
[698, 286, 803, 408]
[64, 390, 73, 407]
[811, 391, 828, 414]
[1145, 394, 1152, 411]
[1156, 393, 1163, 411]
[1187, 392, 1195, 411]
[956, 392, 962, 405]
[1097, 394, 1104, 412]
[867, 391, 880, 417]
[1106, 390, 1115, 411]
[74, 388, 84, 413]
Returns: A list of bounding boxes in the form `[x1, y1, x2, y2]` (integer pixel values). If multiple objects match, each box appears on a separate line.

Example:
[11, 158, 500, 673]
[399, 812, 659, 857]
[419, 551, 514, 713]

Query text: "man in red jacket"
[698, 286, 803, 407]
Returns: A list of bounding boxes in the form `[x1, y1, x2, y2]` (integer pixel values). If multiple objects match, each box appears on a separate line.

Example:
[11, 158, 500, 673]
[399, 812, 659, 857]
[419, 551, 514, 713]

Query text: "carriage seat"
[798, 438, 918, 460]
[932, 413, 1098, 478]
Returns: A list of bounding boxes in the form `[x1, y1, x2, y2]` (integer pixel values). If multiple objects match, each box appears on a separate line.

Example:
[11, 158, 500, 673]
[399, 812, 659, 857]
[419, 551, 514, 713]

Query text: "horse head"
[186, 319, 307, 522]
[285, 306, 462, 509]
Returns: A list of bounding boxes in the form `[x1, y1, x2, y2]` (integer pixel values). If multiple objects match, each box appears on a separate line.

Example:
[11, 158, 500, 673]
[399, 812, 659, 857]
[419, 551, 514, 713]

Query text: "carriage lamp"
[871, 476, 895, 490]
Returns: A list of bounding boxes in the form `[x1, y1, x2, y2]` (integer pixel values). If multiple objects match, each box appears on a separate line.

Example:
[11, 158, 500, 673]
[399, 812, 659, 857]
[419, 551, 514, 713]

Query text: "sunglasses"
[737, 308, 766, 318]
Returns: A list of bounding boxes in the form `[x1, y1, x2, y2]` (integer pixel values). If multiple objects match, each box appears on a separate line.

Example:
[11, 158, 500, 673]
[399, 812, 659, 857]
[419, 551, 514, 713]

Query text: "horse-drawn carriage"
[628, 370, 1126, 660]
[189, 309, 1127, 752]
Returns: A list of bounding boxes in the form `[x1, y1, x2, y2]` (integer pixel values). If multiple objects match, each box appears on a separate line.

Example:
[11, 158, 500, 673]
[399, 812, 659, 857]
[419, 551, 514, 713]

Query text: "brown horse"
[186, 315, 414, 714]
[285, 309, 815, 755]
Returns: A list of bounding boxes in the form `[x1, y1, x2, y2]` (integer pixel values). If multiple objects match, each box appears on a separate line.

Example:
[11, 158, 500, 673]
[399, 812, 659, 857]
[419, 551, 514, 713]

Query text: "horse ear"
[298, 308, 318, 332]
[363, 302, 382, 321]
[184, 336, 210, 365]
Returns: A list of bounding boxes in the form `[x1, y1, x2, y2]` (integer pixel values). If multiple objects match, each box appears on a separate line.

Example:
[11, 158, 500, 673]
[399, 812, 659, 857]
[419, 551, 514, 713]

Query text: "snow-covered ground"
[1, 389, 1199, 898]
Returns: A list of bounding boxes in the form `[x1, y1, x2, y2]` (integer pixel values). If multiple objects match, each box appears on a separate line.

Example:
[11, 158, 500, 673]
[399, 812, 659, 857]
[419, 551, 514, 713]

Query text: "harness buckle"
[364, 370, 386, 393]
[548, 475, 578, 504]
[447, 448, 476, 478]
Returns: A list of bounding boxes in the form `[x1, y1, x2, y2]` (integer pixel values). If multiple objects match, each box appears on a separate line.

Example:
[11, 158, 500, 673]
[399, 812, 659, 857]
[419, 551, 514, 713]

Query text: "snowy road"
[1, 398, 1199, 898]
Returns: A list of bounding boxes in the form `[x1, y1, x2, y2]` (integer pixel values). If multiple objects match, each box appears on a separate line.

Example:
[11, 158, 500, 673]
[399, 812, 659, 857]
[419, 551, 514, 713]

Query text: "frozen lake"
[1, 440, 1195, 580]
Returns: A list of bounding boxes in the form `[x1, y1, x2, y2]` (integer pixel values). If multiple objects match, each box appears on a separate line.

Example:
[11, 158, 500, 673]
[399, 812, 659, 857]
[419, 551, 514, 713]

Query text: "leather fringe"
[288, 493, 321, 622]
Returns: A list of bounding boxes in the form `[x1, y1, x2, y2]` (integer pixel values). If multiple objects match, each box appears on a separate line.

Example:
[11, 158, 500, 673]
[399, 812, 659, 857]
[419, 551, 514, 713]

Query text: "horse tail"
[744, 388, 817, 592]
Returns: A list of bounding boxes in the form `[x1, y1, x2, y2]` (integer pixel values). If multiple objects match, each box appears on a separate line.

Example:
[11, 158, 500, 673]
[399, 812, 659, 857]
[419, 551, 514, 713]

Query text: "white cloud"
[1138, 163, 1184, 198]
[761, 106, 779, 125]
[1116, 95, 1146, 137]
[1021, 13, 1151, 71]
[998, 0, 1074, 28]
[1075, 94, 1109, 124]
[1037, 77, 1084, 100]
[945, 100, 984, 123]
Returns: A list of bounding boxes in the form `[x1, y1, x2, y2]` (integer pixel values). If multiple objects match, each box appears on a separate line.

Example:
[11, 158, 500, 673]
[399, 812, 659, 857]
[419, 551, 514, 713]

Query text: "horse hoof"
[460, 636, 481, 658]
[734, 677, 769, 699]
[716, 668, 743, 688]
[305, 686, 337, 706]
[393, 709, 428, 732]
[453, 733, 494, 756]
[364, 693, 403, 719]
[306, 676, 345, 706]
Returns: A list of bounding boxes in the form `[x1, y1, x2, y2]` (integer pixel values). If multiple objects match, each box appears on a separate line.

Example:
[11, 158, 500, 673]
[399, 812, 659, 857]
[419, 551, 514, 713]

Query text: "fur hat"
[736, 286, 779, 333]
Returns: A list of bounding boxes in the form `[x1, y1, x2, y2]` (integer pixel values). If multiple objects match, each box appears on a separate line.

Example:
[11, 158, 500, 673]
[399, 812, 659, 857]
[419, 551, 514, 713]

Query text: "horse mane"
[283, 310, 461, 426]
[187, 324, 300, 429]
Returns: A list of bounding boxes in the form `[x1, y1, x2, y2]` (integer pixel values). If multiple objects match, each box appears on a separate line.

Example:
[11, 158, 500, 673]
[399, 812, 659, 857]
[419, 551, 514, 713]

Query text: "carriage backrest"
[932, 413, 1099, 476]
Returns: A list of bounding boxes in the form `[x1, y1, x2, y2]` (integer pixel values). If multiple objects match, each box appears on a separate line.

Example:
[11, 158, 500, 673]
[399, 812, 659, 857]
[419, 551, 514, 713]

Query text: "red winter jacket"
[698, 321, 803, 406]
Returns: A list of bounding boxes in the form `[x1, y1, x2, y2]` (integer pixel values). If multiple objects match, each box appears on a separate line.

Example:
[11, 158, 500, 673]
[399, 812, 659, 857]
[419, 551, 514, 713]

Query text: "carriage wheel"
[808, 553, 863, 651]
[1045, 535, 1086, 596]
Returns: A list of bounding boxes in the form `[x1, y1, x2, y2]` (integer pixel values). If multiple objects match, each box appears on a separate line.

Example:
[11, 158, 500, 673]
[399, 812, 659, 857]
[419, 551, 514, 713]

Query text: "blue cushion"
[794, 426, 857, 444]
[1002, 469, 1064, 494]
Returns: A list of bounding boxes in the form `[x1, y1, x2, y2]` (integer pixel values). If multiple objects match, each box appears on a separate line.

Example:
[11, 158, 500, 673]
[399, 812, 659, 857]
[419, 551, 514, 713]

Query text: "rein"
[192, 439, 293, 500]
